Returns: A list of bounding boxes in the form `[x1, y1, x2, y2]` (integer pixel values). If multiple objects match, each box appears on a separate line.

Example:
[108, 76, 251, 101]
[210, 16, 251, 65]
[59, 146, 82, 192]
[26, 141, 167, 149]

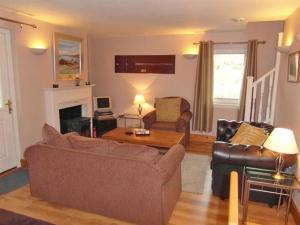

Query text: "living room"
[0, 1, 300, 225]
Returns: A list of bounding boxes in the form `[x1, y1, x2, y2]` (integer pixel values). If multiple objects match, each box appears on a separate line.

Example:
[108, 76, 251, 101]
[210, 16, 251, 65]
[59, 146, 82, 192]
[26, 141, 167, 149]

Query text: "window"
[213, 51, 245, 107]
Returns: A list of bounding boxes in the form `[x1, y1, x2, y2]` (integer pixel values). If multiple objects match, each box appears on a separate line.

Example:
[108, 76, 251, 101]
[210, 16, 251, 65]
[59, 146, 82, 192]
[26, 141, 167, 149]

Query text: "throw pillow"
[230, 123, 268, 146]
[155, 97, 181, 122]
[42, 124, 72, 148]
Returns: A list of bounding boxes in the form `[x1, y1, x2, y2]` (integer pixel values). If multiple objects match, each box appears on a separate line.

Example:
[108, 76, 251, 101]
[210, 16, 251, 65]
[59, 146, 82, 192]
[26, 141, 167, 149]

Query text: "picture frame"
[288, 51, 300, 83]
[53, 32, 83, 81]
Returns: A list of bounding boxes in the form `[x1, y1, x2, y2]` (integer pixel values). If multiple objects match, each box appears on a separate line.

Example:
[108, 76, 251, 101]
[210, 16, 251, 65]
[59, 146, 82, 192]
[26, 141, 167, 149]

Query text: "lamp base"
[272, 172, 285, 180]
[138, 104, 142, 116]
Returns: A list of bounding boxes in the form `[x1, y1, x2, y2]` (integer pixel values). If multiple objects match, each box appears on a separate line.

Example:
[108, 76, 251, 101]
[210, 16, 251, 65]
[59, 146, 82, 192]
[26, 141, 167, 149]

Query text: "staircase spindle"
[257, 79, 265, 122]
[251, 85, 257, 122]
[266, 70, 275, 123]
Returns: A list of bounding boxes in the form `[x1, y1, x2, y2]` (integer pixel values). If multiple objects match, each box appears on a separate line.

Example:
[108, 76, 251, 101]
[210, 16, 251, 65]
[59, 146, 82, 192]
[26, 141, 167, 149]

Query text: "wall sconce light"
[276, 45, 291, 54]
[183, 54, 197, 59]
[29, 47, 48, 55]
[28, 40, 48, 55]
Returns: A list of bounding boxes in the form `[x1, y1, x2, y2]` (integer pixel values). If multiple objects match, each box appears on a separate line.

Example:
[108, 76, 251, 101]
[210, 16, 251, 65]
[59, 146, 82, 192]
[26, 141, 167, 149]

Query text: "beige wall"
[0, 10, 88, 155]
[89, 21, 283, 135]
[275, 7, 300, 210]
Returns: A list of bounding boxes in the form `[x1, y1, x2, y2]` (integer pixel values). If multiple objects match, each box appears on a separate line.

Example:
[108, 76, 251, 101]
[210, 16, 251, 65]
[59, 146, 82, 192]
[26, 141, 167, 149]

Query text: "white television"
[93, 96, 112, 112]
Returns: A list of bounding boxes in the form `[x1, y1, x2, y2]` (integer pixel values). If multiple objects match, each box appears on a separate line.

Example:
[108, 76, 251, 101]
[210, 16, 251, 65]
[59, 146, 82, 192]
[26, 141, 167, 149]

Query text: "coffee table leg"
[242, 181, 250, 224]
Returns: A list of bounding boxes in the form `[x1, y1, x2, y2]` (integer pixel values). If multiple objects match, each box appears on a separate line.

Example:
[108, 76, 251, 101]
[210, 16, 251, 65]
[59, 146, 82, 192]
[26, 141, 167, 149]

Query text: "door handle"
[5, 100, 12, 114]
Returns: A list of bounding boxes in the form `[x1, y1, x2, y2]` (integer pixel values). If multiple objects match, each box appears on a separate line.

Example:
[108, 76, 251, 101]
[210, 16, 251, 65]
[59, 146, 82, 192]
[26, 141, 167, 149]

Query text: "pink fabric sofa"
[25, 125, 185, 225]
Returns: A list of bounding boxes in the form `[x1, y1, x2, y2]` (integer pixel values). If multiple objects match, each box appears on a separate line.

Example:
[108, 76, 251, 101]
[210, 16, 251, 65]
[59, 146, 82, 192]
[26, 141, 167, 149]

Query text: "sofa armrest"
[156, 144, 185, 183]
[176, 111, 192, 132]
[212, 141, 297, 170]
[143, 110, 156, 130]
[212, 141, 277, 169]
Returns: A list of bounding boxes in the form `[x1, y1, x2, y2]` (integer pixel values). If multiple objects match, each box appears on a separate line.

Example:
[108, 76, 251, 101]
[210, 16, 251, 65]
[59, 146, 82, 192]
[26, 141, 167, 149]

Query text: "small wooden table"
[102, 127, 184, 149]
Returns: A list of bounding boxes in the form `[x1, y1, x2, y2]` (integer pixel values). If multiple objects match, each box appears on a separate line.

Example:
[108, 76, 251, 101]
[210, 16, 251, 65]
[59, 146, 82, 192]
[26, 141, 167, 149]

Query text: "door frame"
[0, 28, 21, 167]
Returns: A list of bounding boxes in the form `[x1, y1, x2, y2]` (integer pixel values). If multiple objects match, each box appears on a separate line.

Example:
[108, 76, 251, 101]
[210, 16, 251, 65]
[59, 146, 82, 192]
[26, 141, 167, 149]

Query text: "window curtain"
[192, 41, 214, 132]
[238, 40, 258, 121]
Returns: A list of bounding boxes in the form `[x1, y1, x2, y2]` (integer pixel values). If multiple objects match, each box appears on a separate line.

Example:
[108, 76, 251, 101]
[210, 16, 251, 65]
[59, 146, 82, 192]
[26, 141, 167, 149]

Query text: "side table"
[93, 116, 117, 137]
[241, 166, 300, 225]
[118, 114, 143, 128]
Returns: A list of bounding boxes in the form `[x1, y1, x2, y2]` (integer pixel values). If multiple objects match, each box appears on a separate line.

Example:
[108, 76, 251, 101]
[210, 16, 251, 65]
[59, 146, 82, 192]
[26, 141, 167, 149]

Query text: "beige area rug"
[181, 153, 211, 194]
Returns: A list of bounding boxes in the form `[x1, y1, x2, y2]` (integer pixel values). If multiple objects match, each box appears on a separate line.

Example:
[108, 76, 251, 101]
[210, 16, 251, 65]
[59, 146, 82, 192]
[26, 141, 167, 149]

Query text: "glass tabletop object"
[245, 167, 300, 189]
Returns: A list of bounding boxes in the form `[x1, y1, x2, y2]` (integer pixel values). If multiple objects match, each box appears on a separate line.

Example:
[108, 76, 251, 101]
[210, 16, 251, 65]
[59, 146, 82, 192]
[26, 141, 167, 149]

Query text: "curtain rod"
[193, 40, 266, 45]
[0, 17, 37, 29]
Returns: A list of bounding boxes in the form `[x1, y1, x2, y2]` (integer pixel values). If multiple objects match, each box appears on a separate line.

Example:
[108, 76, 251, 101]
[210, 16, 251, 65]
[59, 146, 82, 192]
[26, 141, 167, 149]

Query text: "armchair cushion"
[155, 97, 181, 122]
[230, 123, 268, 146]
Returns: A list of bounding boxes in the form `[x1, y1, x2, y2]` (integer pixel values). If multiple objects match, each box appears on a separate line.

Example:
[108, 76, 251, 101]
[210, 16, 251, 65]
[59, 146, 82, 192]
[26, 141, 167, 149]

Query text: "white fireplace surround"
[44, 85, 94, 132]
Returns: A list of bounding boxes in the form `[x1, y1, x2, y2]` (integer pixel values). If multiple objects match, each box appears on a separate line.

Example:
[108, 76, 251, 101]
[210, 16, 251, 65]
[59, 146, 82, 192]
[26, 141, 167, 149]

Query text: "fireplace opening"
[59, 105, 90, 137]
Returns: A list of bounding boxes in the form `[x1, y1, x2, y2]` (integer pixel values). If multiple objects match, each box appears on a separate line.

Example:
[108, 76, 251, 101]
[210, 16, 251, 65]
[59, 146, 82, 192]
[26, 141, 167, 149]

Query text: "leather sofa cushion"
[230, 123, 268, 146]
[155, 97, 181, 122]
[42, 124, 72, 148]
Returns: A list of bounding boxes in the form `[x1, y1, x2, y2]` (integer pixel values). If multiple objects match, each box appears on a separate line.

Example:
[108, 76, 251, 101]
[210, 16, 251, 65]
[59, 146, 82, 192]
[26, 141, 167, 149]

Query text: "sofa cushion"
[151, 122, 177, 131]
[68, 135, 160, 162]
[68, 135, 119, 150]
[230, 123, 268, 146]
[110, 143, 160, 161]
[155, 98, 181, 122]
[42, 124, 72, 148]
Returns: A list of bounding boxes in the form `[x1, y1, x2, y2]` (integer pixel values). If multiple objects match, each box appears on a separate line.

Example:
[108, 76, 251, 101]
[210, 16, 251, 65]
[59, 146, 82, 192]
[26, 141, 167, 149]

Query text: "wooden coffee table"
[102, 127, 184, 149]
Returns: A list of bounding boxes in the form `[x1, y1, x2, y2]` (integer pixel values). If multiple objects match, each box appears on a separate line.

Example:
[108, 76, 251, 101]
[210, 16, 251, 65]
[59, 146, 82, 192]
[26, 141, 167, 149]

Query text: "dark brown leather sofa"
[143, 97, 192, 146]
[211, 119, 296, 206]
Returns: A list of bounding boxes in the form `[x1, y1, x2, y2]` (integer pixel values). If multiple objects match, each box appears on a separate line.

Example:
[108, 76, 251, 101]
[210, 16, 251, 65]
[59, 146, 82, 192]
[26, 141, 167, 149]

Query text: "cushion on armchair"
[230, 123, 268, 146]
[155, 97, 181, 122]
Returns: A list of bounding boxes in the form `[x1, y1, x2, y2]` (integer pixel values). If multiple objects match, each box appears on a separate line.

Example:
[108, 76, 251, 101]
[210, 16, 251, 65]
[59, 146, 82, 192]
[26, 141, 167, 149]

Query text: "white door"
[0, 28, 19, 173]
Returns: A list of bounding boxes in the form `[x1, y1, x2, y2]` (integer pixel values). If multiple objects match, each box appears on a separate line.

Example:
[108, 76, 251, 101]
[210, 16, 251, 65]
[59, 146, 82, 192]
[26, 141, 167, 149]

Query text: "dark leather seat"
[211, 119, 296, 206]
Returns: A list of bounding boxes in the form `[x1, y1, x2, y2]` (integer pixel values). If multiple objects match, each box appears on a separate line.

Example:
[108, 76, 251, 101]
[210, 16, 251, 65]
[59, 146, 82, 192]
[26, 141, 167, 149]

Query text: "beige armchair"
[143, 97, 192, 146]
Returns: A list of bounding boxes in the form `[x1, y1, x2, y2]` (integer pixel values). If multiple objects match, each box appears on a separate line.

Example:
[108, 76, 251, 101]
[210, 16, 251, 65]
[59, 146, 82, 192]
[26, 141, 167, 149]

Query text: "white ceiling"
[0, 0, 299, 36]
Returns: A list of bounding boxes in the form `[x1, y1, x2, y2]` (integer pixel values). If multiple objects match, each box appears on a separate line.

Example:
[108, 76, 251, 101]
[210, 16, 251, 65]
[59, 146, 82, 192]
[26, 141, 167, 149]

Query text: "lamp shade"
[263, 128, 298, 154]
[133, 94, 146, 105]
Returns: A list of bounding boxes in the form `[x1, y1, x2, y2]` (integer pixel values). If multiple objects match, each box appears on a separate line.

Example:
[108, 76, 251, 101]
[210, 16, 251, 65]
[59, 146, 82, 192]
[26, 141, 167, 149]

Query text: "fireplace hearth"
[59, 105, 90, 137]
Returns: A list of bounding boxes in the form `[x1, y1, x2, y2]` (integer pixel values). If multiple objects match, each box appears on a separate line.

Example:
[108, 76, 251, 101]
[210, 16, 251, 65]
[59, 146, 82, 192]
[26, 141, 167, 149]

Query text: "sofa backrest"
[216, 119, 274, 142]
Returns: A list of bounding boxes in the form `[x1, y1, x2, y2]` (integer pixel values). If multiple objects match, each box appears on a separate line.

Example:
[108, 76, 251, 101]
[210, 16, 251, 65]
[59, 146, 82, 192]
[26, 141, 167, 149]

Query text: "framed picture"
[288, 51, 300, 83]
[53, 32, 83, 81]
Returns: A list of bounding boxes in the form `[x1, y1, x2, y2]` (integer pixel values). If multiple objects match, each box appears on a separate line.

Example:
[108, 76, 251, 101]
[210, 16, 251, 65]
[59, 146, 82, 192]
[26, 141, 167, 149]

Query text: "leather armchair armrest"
[212, 141, 276, 169]
[212, 142, 297, 169]
[176, 111, 192, 132]
[143, 110, 156, 129]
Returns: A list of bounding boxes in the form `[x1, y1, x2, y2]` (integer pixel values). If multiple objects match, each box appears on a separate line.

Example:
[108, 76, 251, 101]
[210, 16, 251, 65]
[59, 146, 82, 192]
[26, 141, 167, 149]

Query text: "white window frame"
[213, 48, 247, 109]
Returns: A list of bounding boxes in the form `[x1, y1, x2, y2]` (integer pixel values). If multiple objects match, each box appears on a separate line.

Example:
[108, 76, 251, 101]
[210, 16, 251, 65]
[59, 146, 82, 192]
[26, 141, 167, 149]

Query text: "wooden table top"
[102, 127, 184, 149]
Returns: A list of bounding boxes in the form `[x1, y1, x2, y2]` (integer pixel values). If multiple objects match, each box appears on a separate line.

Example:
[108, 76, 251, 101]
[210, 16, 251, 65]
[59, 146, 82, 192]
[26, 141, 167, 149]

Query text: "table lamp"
[263, 128, 298, 180]
[133, 94, 146, 116]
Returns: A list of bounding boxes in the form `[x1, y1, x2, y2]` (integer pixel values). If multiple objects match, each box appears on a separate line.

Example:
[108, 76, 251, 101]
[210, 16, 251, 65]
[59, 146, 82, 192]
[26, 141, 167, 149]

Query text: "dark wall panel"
[115, 55, 175, 74]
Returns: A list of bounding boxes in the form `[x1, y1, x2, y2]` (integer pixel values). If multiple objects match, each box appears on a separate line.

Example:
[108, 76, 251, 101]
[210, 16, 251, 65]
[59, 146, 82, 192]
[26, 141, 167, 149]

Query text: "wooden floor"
[0, 135, 296, 225]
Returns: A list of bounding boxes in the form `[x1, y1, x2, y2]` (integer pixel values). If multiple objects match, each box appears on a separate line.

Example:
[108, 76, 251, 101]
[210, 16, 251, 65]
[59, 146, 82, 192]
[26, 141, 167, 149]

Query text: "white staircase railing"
[244, 32, 283, 125]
